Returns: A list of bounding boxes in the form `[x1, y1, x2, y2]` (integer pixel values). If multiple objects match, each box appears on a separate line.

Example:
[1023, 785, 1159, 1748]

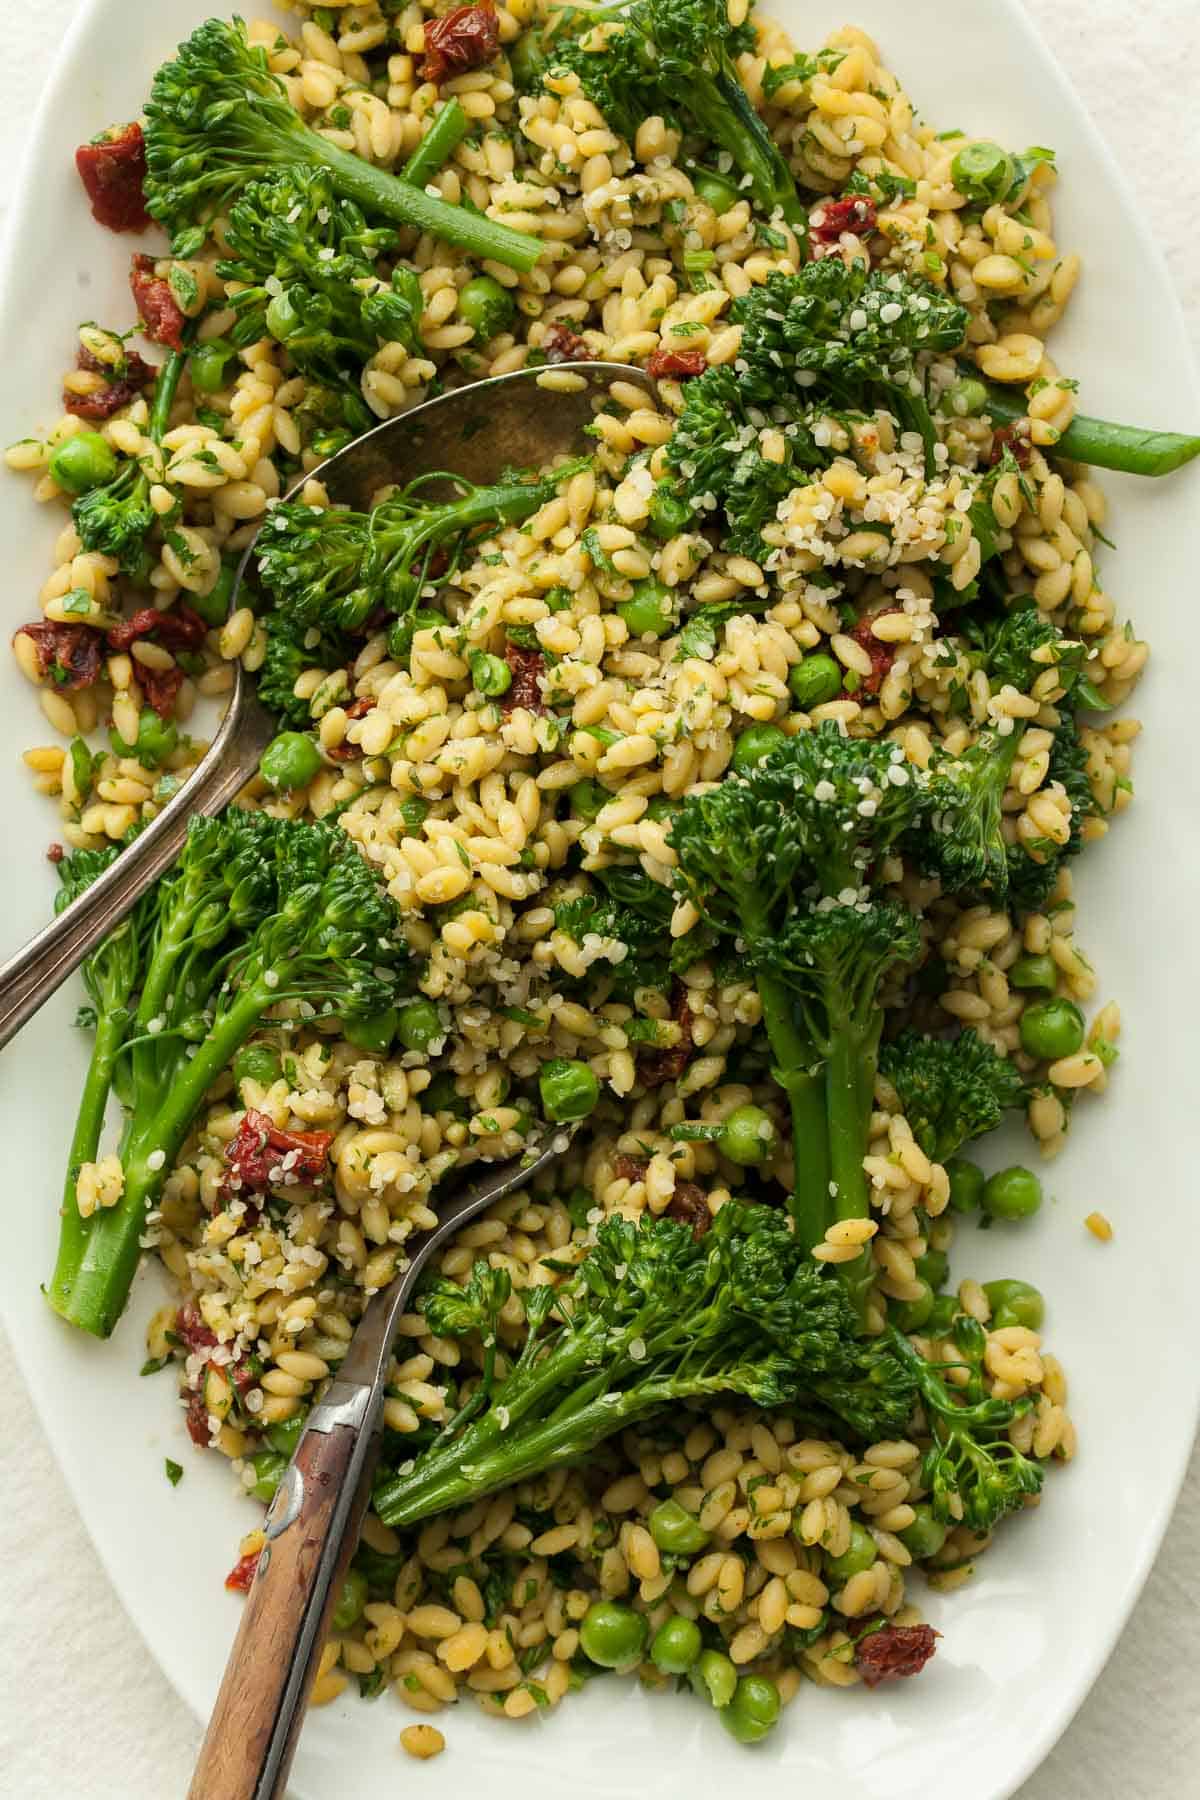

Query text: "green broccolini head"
[56, 842, 149, 1020]
[1004, 713, 1098, 912]
[771, 899, 922, 1058]
[919, 723, 1024, 897]
[879, 1028, 1026, 1163]
[423, 1262, 512, 1340]
[972, 603, 1110, 712]
[257, 610, 351, 729]
[72, 459, 156, 578]
[143, 18, 326, 257]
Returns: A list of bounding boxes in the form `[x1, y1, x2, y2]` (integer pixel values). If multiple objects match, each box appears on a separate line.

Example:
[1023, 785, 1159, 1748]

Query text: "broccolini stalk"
[375, 1204, 916, 1527]
[143, 19, 542, 273]
[400, 98, 471, 188]
[887, 1319, 1044, 1531]
[256, 458, 592, 637]
[72, 347, 187, 576]
[669, 727, 928, 1316]
[49, 815, 410, 1339]
[530, 0, 806, 234]
[980, 379, 1200, 477]
[46, 845, 155, 1321]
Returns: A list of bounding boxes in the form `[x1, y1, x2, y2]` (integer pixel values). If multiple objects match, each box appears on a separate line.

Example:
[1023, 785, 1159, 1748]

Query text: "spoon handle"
[0, 674, 272, 1052]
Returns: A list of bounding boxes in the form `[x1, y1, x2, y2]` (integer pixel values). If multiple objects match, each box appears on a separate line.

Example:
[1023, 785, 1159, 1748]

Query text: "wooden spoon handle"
[188, 1397, 377, 1800]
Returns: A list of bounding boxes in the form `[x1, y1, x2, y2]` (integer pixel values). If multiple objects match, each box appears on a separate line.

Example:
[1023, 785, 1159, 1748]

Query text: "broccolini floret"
[918, 724, 1025, 898]
[143, 18, 543, 272]
[49, 813, 410, 1338]
[879, 1028, 1026, 1164]
[374, 1201, 916, 1527]
[72, 349, 187, 577]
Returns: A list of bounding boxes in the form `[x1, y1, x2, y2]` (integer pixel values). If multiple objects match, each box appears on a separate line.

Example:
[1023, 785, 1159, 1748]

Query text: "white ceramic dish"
[1, 3, 1198, 1795]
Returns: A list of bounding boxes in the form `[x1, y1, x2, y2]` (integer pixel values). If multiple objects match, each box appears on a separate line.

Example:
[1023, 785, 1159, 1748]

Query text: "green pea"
[952, 140, 1017, 204]
[458, 274, 516, 342]
[915, 1249, 949, 1291]
[788, 652, 843, 710]
[189, 339, 237, 395]
[889, 1282, 934, 1334]
[539, 1057, 600, 1123]
[648, 485, 694, 541]
[898, 1502, 948, 1562]
[691, 167, 740, 215]
[716, 1104, 778, 1168]
[731, 723, 787, 773]
[825, 1521, 876, 1585]
[925, 1293, 960, 1336]
[233, 1043, 283, 1090]
[259, 730, 322, 792]
[247, 1449, 288, 1504]
[397, 999, 443, 1053]
[265, 1410, 308, 1457]
[579, 1600, 647, 1669]
[982, 1164, 1043, 1221]
[617, 578, 674, 641]
[190, 557, 239, 627]
[721, 1674, 781, 1745]
[569, 778, 610, 822]
[650, 1614, 702, 1675]
[945, 1155, 986, 1215]
[945, 376, 990, 419]
[648, 1498, 710, 1556]
[982, 1278, 1045, 1331]
[49, 430, 117, 496]
[109, 707, 178, 770]
[422, 1070, 468, 1116]
[345, 1008, 399, 1054]
[1009, 952, 1058, 994]
[689, 1648, 737, 1710]
[468, 648, 512, 697]
[1019, 996, 1085, 1061]
[332, 1568, 369, 1632]
[265, 291, 301, 343]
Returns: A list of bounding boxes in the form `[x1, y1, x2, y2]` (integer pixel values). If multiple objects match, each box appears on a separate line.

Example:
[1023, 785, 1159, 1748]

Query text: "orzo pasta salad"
[10, 0, 1198, 1757]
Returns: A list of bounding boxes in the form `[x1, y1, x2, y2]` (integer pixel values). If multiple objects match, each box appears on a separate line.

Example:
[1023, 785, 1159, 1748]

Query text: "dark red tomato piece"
[64, 344, 155, 420]
[140, 665, 184, 718]
[421, 1, 500, 84]
[665, 1179, 711, 1239]
[856, 1622, 940, 1686]
[809, 194, 879, 257]
[130, 253, 186, 352]
[224, 1549, 263, 1593]
[175, 1300, 219, 1357]
[639, 984, 695, 1089]
[327, 695, 373, 763]
[47, 842, 65, 864]
[612, 1154, 649, 1185]
[847, 607, 903, 698]
[502, 643, 546, 714]
[645, 348, 708, 382]
[988, 421, 1034, 468]
[75, 123, 150, 233]
[106, 602, 207, 654]
[224, 1109, 334, 1196]
[15, 621, 103, 690]
[542, 323, 590, 364]
[185, 1385, 212, 1448]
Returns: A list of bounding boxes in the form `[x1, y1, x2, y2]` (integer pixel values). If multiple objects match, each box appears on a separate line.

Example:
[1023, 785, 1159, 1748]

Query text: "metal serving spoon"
[0, 361, 651, 1050]
[187, 1125, 574, 1800]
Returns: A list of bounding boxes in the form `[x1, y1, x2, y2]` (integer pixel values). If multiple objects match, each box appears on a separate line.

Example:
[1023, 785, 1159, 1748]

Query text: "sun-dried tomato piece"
[542, 323, 590, 364]
[846, 607, 903, 698]
[421, 1, 500, 84]
[988, 421, 1034, 468]
[502, 643, 546, 714]
[645, 348, 708, 382]
[224, 1109, 334, 1196]
[130, 253, 186, 352]
[15, 621, 103, 690]
[224, 1549, 263, 1593]
[175, 1300, 218, 1357]
[612, 1154, 649, 1185]
[47, 842, 65, 864]
[327, 695, 373, 763]
[106, 603, 208, 654]
[185, 1385, 212, 1448]
[856, 1621, 940, 1687]
[665, 1179, 711, 1239]
[64, 342, 156, 420]
[639, 984, 695, 1088]
[75, 123, 150, 233]
[809, 194, 878, 257]
[139, 664, 185, 719]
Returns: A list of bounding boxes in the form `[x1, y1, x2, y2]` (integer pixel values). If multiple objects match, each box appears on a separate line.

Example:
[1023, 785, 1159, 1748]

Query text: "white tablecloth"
[2, 3, 1197, 1794]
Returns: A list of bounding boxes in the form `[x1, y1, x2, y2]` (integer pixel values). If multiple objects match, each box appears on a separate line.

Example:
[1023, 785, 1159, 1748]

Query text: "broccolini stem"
[46, 1010, 130, 1320]
[756, 972, 829, 1247]
[148, 348, 188, 444]
[52, 979, 270, 1338]
[980, 380, 1200, 477]
[298, 135, 542, 273]
[401, 99, 470, 188]
[825, 1026, 879, 1322]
